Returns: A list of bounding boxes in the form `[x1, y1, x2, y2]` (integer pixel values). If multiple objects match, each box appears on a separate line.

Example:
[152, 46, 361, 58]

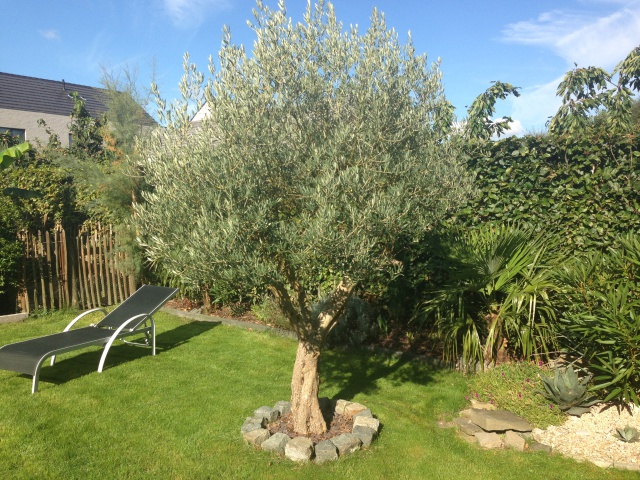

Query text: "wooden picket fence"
[17, 224, 137, 313]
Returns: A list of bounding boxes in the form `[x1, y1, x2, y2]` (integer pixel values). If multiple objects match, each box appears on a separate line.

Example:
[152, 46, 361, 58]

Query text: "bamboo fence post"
[20, 231, 30, 314]
[108, 225, 117, 304]
[35, 232, 47, 311]
[29, 233, 38, 311]
[90, 229, 100, 306]
[102, 227, 113, 305]
[45, 230, 56, 309]
[79, 231, 91, 309]
[60, 226, 70, 308]
[54, 227, 63, 308]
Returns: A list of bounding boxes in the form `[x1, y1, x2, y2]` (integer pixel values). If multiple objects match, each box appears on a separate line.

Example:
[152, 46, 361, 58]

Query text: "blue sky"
[5, 0, 640, 133]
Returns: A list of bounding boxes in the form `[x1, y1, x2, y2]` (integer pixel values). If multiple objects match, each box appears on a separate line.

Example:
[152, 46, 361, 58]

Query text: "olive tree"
[136, 0, 474, 435]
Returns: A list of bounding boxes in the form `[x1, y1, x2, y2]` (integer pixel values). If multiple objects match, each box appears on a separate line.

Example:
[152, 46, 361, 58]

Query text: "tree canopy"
[136, 0, 475, 435]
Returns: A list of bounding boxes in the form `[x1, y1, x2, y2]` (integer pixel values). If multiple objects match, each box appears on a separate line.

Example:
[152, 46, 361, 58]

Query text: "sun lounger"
[0, 284, 178, 393]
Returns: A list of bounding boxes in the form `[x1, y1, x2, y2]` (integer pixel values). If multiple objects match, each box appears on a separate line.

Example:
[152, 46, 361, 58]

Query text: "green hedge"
[452, 133, 640, 251]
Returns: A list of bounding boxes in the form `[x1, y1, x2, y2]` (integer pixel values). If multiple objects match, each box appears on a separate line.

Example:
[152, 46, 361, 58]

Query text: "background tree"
[136, 0, 474, 436]
[548, 45, 640, 137]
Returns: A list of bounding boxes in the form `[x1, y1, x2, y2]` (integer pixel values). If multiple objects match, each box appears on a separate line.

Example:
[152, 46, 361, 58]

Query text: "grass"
[466, 362, 568, 428]
[0, 310, 634, 479]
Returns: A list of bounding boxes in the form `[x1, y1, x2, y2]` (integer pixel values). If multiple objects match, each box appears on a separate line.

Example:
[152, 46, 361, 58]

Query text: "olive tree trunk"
[271, 277, 357, 435]
[290, 341, 325, 434]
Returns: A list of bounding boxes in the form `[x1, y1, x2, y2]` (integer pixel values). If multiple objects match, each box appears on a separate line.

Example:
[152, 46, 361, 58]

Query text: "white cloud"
[502, 2, 640, 69]
[507, 78, 564, 134]
[39, 29, 61, 41]
[163, 0, 231, 29]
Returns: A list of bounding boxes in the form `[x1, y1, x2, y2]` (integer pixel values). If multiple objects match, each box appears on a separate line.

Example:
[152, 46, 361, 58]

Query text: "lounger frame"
[0, 285, 177, 393]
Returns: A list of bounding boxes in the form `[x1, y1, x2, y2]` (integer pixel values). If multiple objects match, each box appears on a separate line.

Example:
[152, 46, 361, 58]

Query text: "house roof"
[0, 72, 155, 126]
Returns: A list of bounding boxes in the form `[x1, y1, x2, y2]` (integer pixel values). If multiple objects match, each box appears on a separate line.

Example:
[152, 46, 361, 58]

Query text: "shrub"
[556, 232, 640, 405]
[467, 361, 567, 428]
[324, 295, 377, 348]
[421, 224, 561, 370]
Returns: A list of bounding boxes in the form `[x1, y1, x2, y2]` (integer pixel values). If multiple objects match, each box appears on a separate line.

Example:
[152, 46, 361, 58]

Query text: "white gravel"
[532, 403, 640, 466]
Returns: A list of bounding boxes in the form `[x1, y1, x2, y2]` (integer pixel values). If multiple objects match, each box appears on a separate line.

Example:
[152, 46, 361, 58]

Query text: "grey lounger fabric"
[0, 285, 178, 393]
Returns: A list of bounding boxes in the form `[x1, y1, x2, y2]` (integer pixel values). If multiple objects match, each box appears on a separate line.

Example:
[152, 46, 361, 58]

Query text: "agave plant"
[536, 364, 599, 416]
[615, 425, 640, 443]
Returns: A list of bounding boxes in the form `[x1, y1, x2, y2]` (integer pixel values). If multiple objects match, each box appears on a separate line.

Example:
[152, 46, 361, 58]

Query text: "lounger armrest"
[63, 308, 108, 332]
[97, 313, 150, 373]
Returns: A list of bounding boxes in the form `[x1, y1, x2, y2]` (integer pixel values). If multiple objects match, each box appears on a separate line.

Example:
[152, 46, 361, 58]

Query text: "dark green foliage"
[536, 364, 599, 416]
[420, 224, 560, 369]
[453, 133, 640, 252]
[324, 295, 377, 348]
[0, 195, 23, 297]
[556, 233, 640, 405]
[67, 92, 109, 161]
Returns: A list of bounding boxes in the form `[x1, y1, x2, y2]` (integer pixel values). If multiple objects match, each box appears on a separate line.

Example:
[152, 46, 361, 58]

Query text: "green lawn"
[0, 311, 631, 479]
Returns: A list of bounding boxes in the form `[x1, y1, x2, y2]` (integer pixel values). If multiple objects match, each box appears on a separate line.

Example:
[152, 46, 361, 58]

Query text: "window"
[0, 127, 26, 141]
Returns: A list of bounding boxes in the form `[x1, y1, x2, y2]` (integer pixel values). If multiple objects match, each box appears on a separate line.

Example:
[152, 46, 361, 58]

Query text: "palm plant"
[422, 224, 562, 370]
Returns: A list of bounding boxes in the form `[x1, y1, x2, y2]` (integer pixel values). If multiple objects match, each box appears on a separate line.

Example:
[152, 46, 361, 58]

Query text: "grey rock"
[254, 406, 280, 423]
[261, 432, 290, 455]
[504, 430, 526, 451]
[243, 428, 270, 446]
[315, 440, 338, 463]
[352, 425, 376, 447]
[590, 458, 613, 468]
[474, 431, 503, 449]
[453, 417, 483, 436]
[332, 433, 362, 456]
[354, 409, 373, 419]
[241, 416, 266, 434]
[468, 409, 532, 432]
[353, 415, 380, 433]
[284, 436, 314, 463]
[274, 401, 291, 415]
[527, 441, 552, 453]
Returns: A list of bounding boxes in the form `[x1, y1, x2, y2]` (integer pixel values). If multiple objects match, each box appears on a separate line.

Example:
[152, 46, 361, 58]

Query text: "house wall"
[0, 108, 72, 147]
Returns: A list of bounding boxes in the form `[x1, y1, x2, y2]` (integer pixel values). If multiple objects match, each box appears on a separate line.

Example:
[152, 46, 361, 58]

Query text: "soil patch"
[268, 412, 354, 444]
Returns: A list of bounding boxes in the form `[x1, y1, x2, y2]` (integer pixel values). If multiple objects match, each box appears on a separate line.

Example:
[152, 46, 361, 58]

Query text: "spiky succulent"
[536, 365, 599, 416]
[616, 425, 640, 443]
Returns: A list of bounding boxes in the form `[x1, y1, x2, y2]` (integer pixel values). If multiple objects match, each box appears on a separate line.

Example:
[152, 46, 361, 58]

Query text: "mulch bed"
[268, 412, 354, 444]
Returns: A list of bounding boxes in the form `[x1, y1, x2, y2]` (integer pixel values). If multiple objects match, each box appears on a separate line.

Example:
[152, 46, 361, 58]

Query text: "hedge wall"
[452, 132, 640, 251]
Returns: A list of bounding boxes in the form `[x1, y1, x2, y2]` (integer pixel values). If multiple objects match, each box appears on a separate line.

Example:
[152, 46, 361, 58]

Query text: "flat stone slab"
[315, 440, 338, 464]
[454, 417, 483, 436]
[285, 437, 314, 463]
[474, 431, 503, 449]
[0, 313, 27, 324]
[468, 409, 532, 432]
[261, 432, 290, 455]
[331, 433, 362, 456]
